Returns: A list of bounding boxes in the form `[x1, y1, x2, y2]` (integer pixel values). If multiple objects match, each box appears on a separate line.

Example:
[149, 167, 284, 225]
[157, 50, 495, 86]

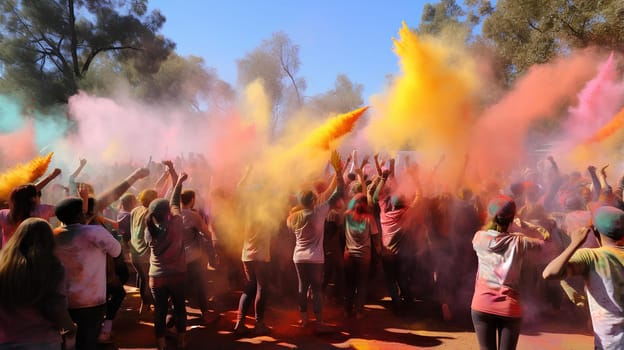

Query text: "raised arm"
[373, 153, 383, 177]
[317, 150, 345, 205]
[588, 165, 602, 201]
[158, 160, 178, 198]
[600, 164, 612, 192]
[542, 226, 589, 280]
[68, 158, 87, 194]
[35, 168, 62, 192]
[169, 173, 188, 217]
[95, 168, 150, 213]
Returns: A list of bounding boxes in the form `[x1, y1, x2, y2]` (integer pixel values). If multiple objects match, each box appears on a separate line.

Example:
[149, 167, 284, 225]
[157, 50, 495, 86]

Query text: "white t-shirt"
[287, 203, 329, 264]
[55, 224, 121, 309]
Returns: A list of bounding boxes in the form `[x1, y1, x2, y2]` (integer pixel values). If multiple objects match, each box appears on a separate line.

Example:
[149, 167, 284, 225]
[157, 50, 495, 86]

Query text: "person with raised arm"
[130, 161, 177, 315]
[145, 172, 189, 350]
[287, 151, 344, 331]
[343, 155, 381, 319]
[233, 165, 273, 336]
[470, 195, 549, 350]
[0, 167, 62, 247]
[373, 163, 420, 315]
[543, 206, 624, 350]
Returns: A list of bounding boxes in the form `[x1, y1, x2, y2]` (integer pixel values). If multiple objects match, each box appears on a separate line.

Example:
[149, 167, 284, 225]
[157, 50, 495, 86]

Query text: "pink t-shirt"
[471, 229, 543, 317]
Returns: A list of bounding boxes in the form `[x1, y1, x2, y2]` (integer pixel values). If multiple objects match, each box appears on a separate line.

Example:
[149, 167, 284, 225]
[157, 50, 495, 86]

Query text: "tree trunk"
[67, 0, 80, 79]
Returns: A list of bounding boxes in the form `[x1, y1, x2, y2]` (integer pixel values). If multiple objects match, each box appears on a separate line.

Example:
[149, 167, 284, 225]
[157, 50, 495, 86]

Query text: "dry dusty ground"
[99, 285, 594, 350]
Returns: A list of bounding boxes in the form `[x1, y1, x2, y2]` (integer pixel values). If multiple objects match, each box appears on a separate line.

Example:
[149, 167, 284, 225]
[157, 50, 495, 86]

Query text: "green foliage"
[482, 0, 624, 82]
[237, 31, 306, 135]
[0, 0, 174, 107]
[306, 74, 364, 118]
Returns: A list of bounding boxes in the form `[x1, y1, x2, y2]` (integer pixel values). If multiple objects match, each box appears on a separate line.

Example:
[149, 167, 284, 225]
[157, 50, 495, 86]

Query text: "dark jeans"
[294, 263, 323, 317]
[237, 261, 269, 323]
[381, 254, 413, 305]
[150, 274, 187, 338]
[322, 251, 345, 301]
[471, 310, 521, 350]
[105, 281, 126, 320]
[130, 257, 154, 306]
[186, 258, 211, 313]
[344, 253, 370, 315]
[68, 304, 106, 350]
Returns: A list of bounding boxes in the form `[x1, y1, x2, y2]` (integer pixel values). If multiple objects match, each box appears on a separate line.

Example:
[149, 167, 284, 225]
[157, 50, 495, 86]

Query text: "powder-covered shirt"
[181, 208, 209, 263]
[130, 206, 150, 262]
[471, 229, 543, 317]
[145, 215, 186, 277]
[569, 246, 624, 350]
[0, 204, 55, 246]
[379, 204, 409, 256]
[287, 202, 330, 264]
[54, 223, 122, 309]
[344, 215, 378, 259]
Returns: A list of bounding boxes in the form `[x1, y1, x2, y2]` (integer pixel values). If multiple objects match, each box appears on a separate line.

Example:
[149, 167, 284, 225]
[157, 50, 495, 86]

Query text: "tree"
[82, 53, 235, 111]
[237, 31, 306, 137]
[306, 74, 364, 117]
[419, 0, 471, 36]
[481, 0, 624, 82]
[0, 0, 174, 107]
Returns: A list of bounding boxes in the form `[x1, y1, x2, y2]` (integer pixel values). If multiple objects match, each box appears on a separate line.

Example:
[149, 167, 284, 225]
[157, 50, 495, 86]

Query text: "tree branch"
[81, 46, 142, 75]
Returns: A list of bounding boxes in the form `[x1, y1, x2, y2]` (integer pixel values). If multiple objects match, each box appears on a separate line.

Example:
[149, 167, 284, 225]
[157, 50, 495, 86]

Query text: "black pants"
[471, 310, 521, 350]
[68, 304, 106, 350]
[381, 254, 413, 305]
[150, 274, 187, 338]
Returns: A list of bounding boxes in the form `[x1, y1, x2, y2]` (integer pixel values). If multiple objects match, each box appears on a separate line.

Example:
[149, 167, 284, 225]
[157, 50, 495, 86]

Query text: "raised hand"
[162, 160, 174, 169]
[132, 168, 150, 180]
[601, 164, 609, 178]
[179, 172, 189, 183]
[330, 150, 342, 172]
[79, 158, 87, 167]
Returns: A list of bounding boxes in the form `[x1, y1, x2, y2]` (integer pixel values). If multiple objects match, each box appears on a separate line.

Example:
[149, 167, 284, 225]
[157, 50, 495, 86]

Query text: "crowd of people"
[0, 149, 622, 350]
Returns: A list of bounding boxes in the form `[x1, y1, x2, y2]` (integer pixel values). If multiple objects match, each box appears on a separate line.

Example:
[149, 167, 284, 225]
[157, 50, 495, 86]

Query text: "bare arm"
[588, 166, 601, 201]
[318, 150, 345, 205]
[35, 168, 61, 191]
[95, 168, 150, 213]
[373, 153, 383, 176]
[542, 227, 589, 280]
[169, 173, 188, 217]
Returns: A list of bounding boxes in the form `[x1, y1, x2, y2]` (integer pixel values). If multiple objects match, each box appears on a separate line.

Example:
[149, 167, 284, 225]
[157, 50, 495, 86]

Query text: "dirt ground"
[100, 284, 594, 350]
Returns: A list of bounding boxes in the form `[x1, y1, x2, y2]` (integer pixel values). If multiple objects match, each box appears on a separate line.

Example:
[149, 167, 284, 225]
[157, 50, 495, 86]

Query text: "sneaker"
[254, 322, 270, 335]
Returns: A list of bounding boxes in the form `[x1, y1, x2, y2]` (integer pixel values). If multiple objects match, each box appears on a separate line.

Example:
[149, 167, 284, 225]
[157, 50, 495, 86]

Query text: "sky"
[148, 0, 428, 102]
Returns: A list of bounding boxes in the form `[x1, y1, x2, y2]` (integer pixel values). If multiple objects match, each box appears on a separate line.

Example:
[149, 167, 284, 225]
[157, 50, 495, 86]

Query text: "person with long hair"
[287, 151, 344, 330]
[0, 168, 61, 248]
[470, 195, 548, 350]
[0, 218, 77, 350]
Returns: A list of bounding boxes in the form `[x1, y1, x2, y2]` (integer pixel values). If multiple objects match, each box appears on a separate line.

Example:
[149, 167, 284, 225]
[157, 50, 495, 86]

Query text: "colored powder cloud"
[365, 22, 478, 187]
